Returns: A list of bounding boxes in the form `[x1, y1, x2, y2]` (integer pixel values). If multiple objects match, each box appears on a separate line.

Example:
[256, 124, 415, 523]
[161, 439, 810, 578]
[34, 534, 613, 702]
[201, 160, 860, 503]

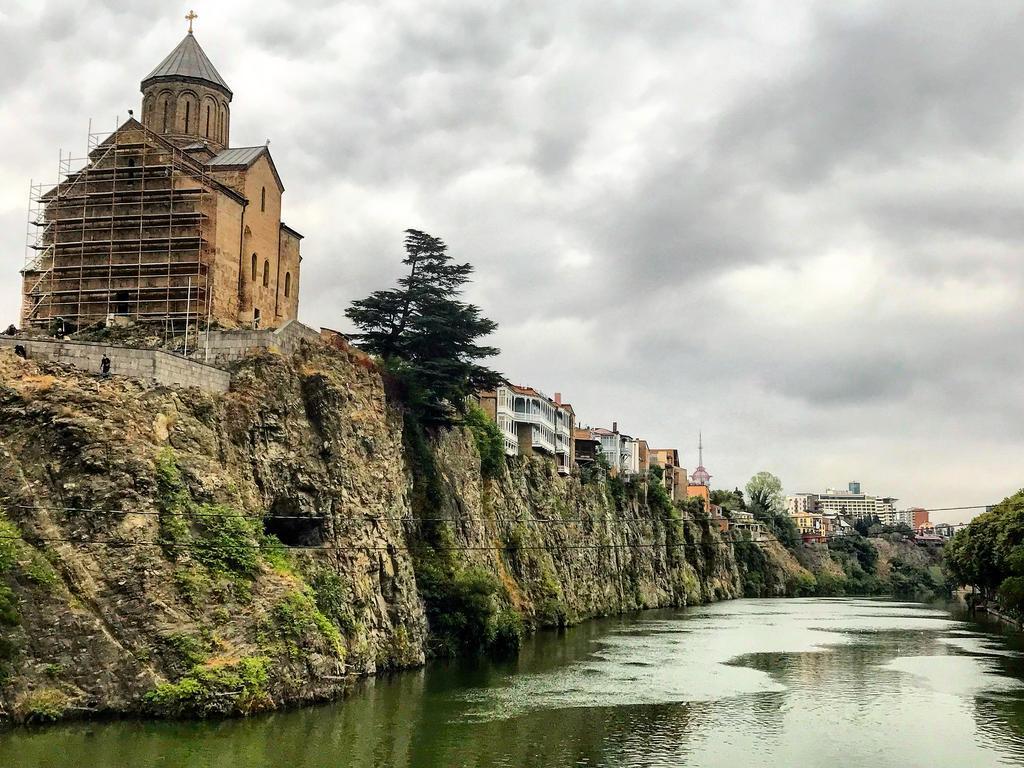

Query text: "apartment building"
[478, 383, 575, 475]
[787, 483, 898, 523]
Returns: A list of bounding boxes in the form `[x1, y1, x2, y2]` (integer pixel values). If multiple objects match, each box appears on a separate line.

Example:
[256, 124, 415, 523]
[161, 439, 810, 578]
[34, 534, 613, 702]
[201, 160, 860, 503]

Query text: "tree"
[745, 471, 799, 549]
[711, 488, 746, 513]
[345, 230, 501, 425]
[745, 472, 784, 515]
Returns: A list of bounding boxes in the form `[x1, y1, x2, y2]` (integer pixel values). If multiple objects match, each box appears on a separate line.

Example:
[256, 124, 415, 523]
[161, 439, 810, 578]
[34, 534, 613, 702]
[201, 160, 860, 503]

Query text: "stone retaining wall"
[196, 320, 322, 366]
[0, 337, 231, 393]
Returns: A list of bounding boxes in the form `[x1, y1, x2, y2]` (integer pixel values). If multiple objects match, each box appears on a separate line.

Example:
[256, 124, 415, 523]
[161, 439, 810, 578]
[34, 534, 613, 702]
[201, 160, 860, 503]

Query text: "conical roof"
[141, 32, 232, 97]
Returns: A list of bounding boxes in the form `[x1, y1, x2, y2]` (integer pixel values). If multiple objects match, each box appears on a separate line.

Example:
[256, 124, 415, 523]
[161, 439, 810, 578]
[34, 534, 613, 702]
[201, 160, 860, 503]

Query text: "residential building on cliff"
[590, 423, 642, 477]
[649, 448, 687, 501]
[22, 23, 302, 332]
[478, 383, 575, 474]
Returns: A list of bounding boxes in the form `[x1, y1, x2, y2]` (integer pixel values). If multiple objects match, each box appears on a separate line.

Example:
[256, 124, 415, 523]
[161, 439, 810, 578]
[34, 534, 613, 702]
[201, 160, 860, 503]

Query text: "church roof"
[142, 32, 232, 98]
[208, 146, 267, 166]
[208, 145, 285, 192]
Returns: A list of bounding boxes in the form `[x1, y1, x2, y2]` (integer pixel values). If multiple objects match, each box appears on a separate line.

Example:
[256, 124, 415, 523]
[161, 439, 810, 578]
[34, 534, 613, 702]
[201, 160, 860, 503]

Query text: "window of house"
[263, 260, 270, 287]
[251, 253, 258, 281]
[284, 272, 291, 298]
[261, 187, 266, 212]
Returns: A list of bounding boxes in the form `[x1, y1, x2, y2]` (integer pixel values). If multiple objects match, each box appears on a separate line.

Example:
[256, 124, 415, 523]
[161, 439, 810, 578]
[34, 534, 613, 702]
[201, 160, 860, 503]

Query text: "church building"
[21, 18, 302, 331]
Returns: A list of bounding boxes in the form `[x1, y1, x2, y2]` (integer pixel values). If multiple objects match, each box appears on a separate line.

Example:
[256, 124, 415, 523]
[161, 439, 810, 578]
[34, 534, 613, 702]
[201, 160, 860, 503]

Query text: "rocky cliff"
[0, 341, 761, 724]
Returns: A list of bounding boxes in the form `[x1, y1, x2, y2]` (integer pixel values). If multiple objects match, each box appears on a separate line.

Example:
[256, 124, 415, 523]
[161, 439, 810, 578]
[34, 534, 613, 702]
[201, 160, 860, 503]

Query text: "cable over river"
[3, 598, 1024, 767]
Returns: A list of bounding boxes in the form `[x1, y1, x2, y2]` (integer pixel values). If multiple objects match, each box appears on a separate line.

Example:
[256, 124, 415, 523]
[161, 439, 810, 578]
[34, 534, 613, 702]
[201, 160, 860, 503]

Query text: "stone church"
[21, 23, 302, 331]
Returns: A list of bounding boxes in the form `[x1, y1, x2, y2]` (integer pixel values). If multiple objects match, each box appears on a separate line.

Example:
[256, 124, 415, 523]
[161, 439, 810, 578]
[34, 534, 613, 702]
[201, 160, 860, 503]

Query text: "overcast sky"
[1, 0, 1021, 520]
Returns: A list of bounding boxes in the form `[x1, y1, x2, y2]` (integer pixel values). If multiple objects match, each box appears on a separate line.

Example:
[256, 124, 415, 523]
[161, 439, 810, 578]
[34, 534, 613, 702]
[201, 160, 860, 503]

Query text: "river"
[3, 598, 1024, 767]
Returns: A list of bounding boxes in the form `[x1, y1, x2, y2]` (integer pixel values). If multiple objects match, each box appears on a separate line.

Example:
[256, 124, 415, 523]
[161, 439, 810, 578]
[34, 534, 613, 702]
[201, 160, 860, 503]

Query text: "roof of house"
[573, 428, 599, 441]
[208, 145, 285, 192]
[142, 32, 232, 97]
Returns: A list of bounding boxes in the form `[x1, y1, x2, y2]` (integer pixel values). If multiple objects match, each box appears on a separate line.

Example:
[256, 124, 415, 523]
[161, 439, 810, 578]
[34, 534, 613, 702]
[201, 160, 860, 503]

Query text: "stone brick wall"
[197, 320, 321, 366]
[0, 337, 230, 393]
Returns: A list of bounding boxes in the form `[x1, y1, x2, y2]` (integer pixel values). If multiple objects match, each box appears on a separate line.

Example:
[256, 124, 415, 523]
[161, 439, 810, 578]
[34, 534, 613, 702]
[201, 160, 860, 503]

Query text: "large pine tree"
[345, 229, 500, 425]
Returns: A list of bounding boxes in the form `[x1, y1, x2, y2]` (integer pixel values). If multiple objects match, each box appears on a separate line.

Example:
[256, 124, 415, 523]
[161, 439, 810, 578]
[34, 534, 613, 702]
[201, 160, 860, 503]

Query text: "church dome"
[140, 30, 232, 151]
[141, 32, 232, 98]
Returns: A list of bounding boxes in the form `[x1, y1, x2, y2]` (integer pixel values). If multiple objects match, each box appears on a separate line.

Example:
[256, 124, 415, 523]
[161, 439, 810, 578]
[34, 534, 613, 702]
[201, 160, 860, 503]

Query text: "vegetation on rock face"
[154, 448, 261, 578]
[344, 229, 502, 427]
[144, 657, 272, 718]
[463, 404, 507, 480]
[746, 471, 800, 548]
[946, 490, 1024, 617]
[12, 688, 70, 724]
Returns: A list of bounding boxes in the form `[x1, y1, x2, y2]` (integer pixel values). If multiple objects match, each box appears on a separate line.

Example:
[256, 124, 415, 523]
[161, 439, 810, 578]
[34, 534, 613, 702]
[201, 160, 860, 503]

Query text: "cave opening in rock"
[263, 514, 325, 547]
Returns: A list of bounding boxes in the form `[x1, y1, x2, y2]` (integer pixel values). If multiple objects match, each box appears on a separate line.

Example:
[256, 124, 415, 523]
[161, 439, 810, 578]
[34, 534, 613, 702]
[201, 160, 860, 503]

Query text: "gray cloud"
[0, 0, 1022, 516]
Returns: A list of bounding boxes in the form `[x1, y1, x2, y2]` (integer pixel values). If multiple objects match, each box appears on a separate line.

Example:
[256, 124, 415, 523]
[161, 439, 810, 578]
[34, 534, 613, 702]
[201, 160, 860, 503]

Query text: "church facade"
[21, 27, 302, 331]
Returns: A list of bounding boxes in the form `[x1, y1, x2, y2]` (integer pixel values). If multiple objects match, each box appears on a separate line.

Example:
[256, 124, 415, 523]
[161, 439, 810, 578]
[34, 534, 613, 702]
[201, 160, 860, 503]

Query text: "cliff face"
[0, 343, 749, 723]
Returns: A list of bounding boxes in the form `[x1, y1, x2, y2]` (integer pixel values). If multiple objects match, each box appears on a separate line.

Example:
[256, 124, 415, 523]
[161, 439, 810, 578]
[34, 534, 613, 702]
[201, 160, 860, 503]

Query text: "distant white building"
[786, 493, 817, 515]
[787, 482, 898, 524]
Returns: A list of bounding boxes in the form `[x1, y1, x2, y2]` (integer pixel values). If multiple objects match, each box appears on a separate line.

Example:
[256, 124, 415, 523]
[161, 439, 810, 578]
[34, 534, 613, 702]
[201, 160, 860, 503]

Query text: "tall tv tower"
[691, 431, 712, 486]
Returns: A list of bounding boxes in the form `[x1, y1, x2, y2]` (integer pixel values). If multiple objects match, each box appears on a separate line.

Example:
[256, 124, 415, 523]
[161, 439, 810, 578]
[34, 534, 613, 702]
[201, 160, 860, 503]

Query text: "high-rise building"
[788, 485, 898, 523]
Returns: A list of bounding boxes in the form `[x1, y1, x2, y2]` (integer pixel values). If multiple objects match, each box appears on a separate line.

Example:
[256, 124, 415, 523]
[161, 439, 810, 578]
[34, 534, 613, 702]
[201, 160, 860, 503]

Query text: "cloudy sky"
[1, 0, 1021, 519]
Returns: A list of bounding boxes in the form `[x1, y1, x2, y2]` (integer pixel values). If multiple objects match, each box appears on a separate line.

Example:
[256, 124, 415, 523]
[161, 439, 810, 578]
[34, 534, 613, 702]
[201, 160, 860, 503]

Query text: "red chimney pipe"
[554, 392, 562, 404]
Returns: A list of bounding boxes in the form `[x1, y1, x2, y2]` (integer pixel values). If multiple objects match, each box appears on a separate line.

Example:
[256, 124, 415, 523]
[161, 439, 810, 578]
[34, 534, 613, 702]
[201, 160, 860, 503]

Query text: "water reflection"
[2, 599, 1024, 768]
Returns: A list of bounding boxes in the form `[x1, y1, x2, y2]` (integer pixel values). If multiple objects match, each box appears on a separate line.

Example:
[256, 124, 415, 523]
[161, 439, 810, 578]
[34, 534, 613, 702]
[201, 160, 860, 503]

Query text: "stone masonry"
[0, 337, 230, 393]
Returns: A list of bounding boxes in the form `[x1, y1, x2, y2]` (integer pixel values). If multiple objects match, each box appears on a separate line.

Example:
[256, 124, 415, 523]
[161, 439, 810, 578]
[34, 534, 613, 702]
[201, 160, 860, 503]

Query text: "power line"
[0, 533, 750, 553]
[1, 502, 997, 523]
[1, 503, 703, 526]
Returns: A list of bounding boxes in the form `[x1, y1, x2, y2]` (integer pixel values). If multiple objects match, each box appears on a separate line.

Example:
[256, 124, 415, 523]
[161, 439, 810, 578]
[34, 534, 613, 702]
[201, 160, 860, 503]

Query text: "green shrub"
[154, 448, 193, 554]
[144, 657, 271, 717]
[309, 573, 357, 634]
[172, 567, 211, 606]
[191, 505, 260, 578]
[786, 571, 817, 597]
[463, 405, 506, 480]
[815, 570, 847, 596]
[487, 609, 524, 654]
[270, 592, 344, 659]
[161, 632, 210, 666]
[14, 688, 69, 724]
[415, 558, 499, 655]
[0, 584, 19, 627]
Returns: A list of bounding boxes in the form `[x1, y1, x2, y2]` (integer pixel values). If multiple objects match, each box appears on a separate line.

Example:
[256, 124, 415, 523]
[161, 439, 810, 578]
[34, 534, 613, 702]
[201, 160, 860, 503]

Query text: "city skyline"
[0, 1, 1021, 518]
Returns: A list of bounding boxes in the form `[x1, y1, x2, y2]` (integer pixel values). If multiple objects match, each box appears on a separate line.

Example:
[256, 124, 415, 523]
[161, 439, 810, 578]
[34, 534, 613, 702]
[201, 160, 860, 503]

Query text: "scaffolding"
[22, 121, 214, 332]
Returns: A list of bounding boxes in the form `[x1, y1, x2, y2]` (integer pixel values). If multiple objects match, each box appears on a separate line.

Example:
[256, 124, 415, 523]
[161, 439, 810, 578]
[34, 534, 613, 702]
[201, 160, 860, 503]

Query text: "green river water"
[3, 598, 1024, 767]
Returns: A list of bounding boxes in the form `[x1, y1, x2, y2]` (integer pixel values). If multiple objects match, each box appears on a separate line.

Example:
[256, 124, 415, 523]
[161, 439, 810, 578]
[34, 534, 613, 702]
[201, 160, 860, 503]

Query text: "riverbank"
[0, 344, 776, 724]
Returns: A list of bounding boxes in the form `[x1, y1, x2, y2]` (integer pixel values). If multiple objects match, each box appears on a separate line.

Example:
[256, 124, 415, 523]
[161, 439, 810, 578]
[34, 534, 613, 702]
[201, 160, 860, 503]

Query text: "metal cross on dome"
[186, 10, 198, 33]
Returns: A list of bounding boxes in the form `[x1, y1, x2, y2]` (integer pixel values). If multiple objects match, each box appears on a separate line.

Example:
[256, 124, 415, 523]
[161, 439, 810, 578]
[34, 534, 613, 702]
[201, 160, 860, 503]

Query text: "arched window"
[262, 260, 270, 287]
[162, 100, 169, 132]
[184, 101, 190, 132]
[261, 187, 266, 212]
[251, 253, 258, 281]
[284, 272, 291, 298]
[205, 105, 211, 138]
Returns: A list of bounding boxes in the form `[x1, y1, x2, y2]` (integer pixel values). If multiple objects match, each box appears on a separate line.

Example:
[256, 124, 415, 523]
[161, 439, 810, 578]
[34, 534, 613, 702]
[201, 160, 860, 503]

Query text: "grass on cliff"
[154, 449, 261, 579]
[144, 656, 272, 718]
